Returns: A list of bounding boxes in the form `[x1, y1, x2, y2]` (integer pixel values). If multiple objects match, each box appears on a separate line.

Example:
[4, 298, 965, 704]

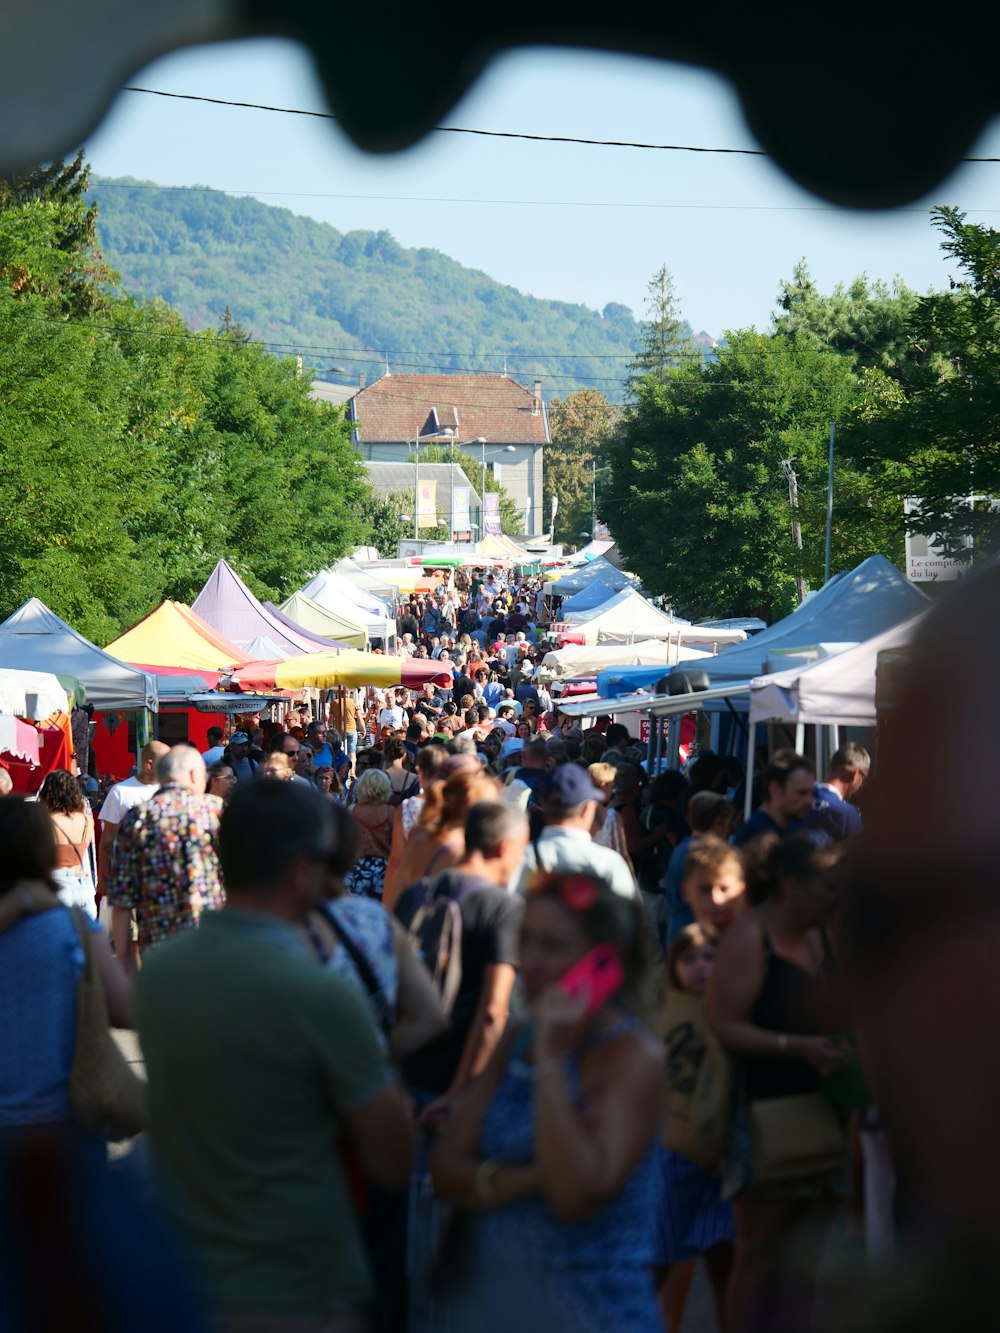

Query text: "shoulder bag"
[67, 907, 147, 1140]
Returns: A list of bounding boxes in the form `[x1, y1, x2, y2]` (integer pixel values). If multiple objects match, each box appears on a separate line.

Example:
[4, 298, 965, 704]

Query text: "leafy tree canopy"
[547, 389, 617, 544]
[0, 159, 390, 640]
[840, 207, 1000, 560]
[605, 330, 898, 621]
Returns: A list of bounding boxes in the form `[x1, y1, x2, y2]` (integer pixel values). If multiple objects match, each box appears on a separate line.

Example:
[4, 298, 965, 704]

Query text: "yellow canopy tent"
[104, 601, 250, 671]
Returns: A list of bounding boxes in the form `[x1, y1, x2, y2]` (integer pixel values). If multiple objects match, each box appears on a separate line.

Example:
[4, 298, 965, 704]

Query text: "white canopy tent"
[560, 588, 747, 649]
[540, 639, 710, 681]
[332, 557, 401, 600]
[0, 599, 158, 713]
[674, 555, 928, 687]
[546, 559, 637, 599]
[749, 614, 924, 728]
[300, 570, 396, 643]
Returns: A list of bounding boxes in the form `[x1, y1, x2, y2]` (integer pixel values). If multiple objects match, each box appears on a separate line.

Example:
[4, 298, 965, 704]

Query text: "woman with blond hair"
[588, 762, 634, 874]
[344, 768, 395, 900]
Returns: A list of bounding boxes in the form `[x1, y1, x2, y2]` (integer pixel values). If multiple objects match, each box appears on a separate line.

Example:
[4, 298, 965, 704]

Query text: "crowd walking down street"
[0, 556, 980, 1333]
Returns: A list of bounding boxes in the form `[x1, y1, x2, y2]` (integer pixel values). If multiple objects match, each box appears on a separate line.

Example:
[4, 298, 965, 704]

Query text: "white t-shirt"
[98, 776, 159, 827]
[378, 706, 405, 730]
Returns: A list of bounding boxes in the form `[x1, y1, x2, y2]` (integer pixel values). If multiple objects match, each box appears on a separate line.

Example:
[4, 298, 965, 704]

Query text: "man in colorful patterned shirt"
[109, 744, 223, 967]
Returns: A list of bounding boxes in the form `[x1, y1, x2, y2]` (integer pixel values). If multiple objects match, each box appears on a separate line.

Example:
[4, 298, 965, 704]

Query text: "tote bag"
[661, 989, 735, 1169]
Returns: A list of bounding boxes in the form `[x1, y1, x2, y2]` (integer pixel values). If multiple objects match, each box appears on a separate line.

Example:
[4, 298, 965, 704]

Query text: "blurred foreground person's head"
[844, 559, 1000, 1237]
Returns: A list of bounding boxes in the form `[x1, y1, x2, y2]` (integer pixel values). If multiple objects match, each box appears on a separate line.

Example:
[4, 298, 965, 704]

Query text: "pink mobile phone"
[558, 945, 625, 1016]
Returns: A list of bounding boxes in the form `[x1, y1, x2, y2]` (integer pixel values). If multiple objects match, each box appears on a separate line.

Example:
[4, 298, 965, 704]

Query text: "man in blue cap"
[516, 762, 637, 898]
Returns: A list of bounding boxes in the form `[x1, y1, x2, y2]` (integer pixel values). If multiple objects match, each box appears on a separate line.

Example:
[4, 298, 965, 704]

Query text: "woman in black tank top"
[707, 834, 849, 1332]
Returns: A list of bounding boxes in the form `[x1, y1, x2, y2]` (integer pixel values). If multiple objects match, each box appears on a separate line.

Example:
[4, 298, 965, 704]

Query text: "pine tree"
[626, 265, 699, 396]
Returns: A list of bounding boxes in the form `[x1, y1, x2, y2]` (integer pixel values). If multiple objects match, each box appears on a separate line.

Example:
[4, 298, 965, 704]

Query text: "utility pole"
[780, 458, 806, 605]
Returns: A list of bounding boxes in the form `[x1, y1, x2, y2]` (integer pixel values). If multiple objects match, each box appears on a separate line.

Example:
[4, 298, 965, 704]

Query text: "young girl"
[654, 924, 735, 1333]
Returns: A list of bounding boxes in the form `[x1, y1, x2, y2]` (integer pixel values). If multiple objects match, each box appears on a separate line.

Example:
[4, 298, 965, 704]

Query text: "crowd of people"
[0, 561, 890, 1333]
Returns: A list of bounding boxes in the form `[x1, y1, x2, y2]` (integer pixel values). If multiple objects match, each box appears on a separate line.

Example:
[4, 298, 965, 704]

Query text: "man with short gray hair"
[109, 744, 223, 966]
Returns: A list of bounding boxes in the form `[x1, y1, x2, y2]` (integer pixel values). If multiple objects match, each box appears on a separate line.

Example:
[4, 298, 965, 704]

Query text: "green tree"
[546, 389, 617, 544]
[0, 152, 111, 316]
[841, 207, 1000, 560]
[605, 330, 896, 620]
[0, 158, 381, 637]
[626, 264, 699, 396]
[354, 486, 411, 558]
[774, 260, 928, 380]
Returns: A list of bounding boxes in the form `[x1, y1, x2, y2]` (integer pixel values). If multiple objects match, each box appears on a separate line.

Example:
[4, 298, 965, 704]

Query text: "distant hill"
[89, 178, 700, 402]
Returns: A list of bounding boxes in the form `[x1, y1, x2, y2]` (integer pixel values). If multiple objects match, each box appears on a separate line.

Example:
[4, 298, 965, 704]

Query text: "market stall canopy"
[276, 592, 368, 651]
[567, 539, 616, 564]
[558, 589, 747, 649]
[155, 675, 213, 704]
[333, 557, 401, 599]
[245, 636, 288, 661]
[675, 555, 928, 687]
[0, 667, 72, 721]
[540, 639, 710, 681]
[558, 580, 625, 617]
[546, 559, 637, 598]
[749, 614, 925, 727]
[298, 570, 395, 642]
[0, 599, 157, 713]
[232, 651, 452, 693]
[193, 560, 340, 657]
[263, 602, 348, 652]
[302, 568, 391, 619]
[104, 600, 251, 673]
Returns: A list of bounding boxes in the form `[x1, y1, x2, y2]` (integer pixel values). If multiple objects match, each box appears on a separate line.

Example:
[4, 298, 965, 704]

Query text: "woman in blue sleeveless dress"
[431, 867, 665, 1333]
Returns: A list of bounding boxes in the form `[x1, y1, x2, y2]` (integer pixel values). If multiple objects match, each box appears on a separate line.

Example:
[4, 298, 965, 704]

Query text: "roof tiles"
[350, 374, 549, 445]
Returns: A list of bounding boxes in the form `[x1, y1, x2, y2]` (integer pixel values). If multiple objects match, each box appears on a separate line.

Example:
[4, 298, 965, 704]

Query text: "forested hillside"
[90, 178, 658, 400]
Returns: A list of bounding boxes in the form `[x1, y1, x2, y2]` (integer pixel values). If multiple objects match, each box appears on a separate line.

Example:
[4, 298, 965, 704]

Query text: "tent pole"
[795, 722, 806, 754]
[646, 711, 656, 772]
[744, 720, 757, 821]
[830, 723, 840, 756]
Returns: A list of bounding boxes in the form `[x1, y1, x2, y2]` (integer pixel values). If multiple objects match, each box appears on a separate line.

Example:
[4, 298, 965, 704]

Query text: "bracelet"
[532, 1058, 566, 1082]
[475, 1158, 501, 1205]
[777, 1033, 790, 1053]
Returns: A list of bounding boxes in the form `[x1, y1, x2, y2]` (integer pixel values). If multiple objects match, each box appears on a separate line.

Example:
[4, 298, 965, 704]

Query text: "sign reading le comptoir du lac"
[903, 498, 972, 583]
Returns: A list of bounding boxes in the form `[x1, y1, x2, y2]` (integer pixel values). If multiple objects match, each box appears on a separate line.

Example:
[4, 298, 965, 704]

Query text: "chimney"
[359, 372, 366, 390]
[533, 380, 542, 415]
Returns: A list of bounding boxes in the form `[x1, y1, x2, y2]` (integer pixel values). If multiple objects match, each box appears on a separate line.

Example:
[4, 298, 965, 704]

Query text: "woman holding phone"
[431, 870, 664, 1332]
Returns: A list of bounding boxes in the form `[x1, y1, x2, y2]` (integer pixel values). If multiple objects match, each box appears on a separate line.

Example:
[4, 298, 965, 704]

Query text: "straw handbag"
[67, 907, 147, 1140]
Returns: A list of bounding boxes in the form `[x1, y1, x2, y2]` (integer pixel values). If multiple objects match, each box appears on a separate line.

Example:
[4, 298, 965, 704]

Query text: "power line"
[119, 86, 1000, 163]
[99, 178, 1000, 216]
[121, 86, 767, 155]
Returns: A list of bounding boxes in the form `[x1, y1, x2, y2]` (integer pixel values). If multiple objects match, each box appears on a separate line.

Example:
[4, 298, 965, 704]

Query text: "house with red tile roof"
[348, 373, 549, 535]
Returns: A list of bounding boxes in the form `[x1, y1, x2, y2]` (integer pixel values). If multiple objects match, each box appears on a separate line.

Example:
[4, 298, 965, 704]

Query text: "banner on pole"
[484, 492, 501, 535]
[417, 480, 437, 528]
[452, 486, 471, 533]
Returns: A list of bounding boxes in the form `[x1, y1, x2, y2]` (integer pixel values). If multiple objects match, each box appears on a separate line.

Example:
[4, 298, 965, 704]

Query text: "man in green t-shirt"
[136, 781, 415, 1332]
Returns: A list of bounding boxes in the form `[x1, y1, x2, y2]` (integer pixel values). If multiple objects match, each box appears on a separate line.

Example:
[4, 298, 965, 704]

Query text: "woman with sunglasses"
[431, 871, 664, 1332]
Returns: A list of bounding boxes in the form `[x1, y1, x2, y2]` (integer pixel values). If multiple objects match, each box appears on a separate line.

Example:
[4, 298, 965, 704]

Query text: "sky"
[86, 37, 1000, 341]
